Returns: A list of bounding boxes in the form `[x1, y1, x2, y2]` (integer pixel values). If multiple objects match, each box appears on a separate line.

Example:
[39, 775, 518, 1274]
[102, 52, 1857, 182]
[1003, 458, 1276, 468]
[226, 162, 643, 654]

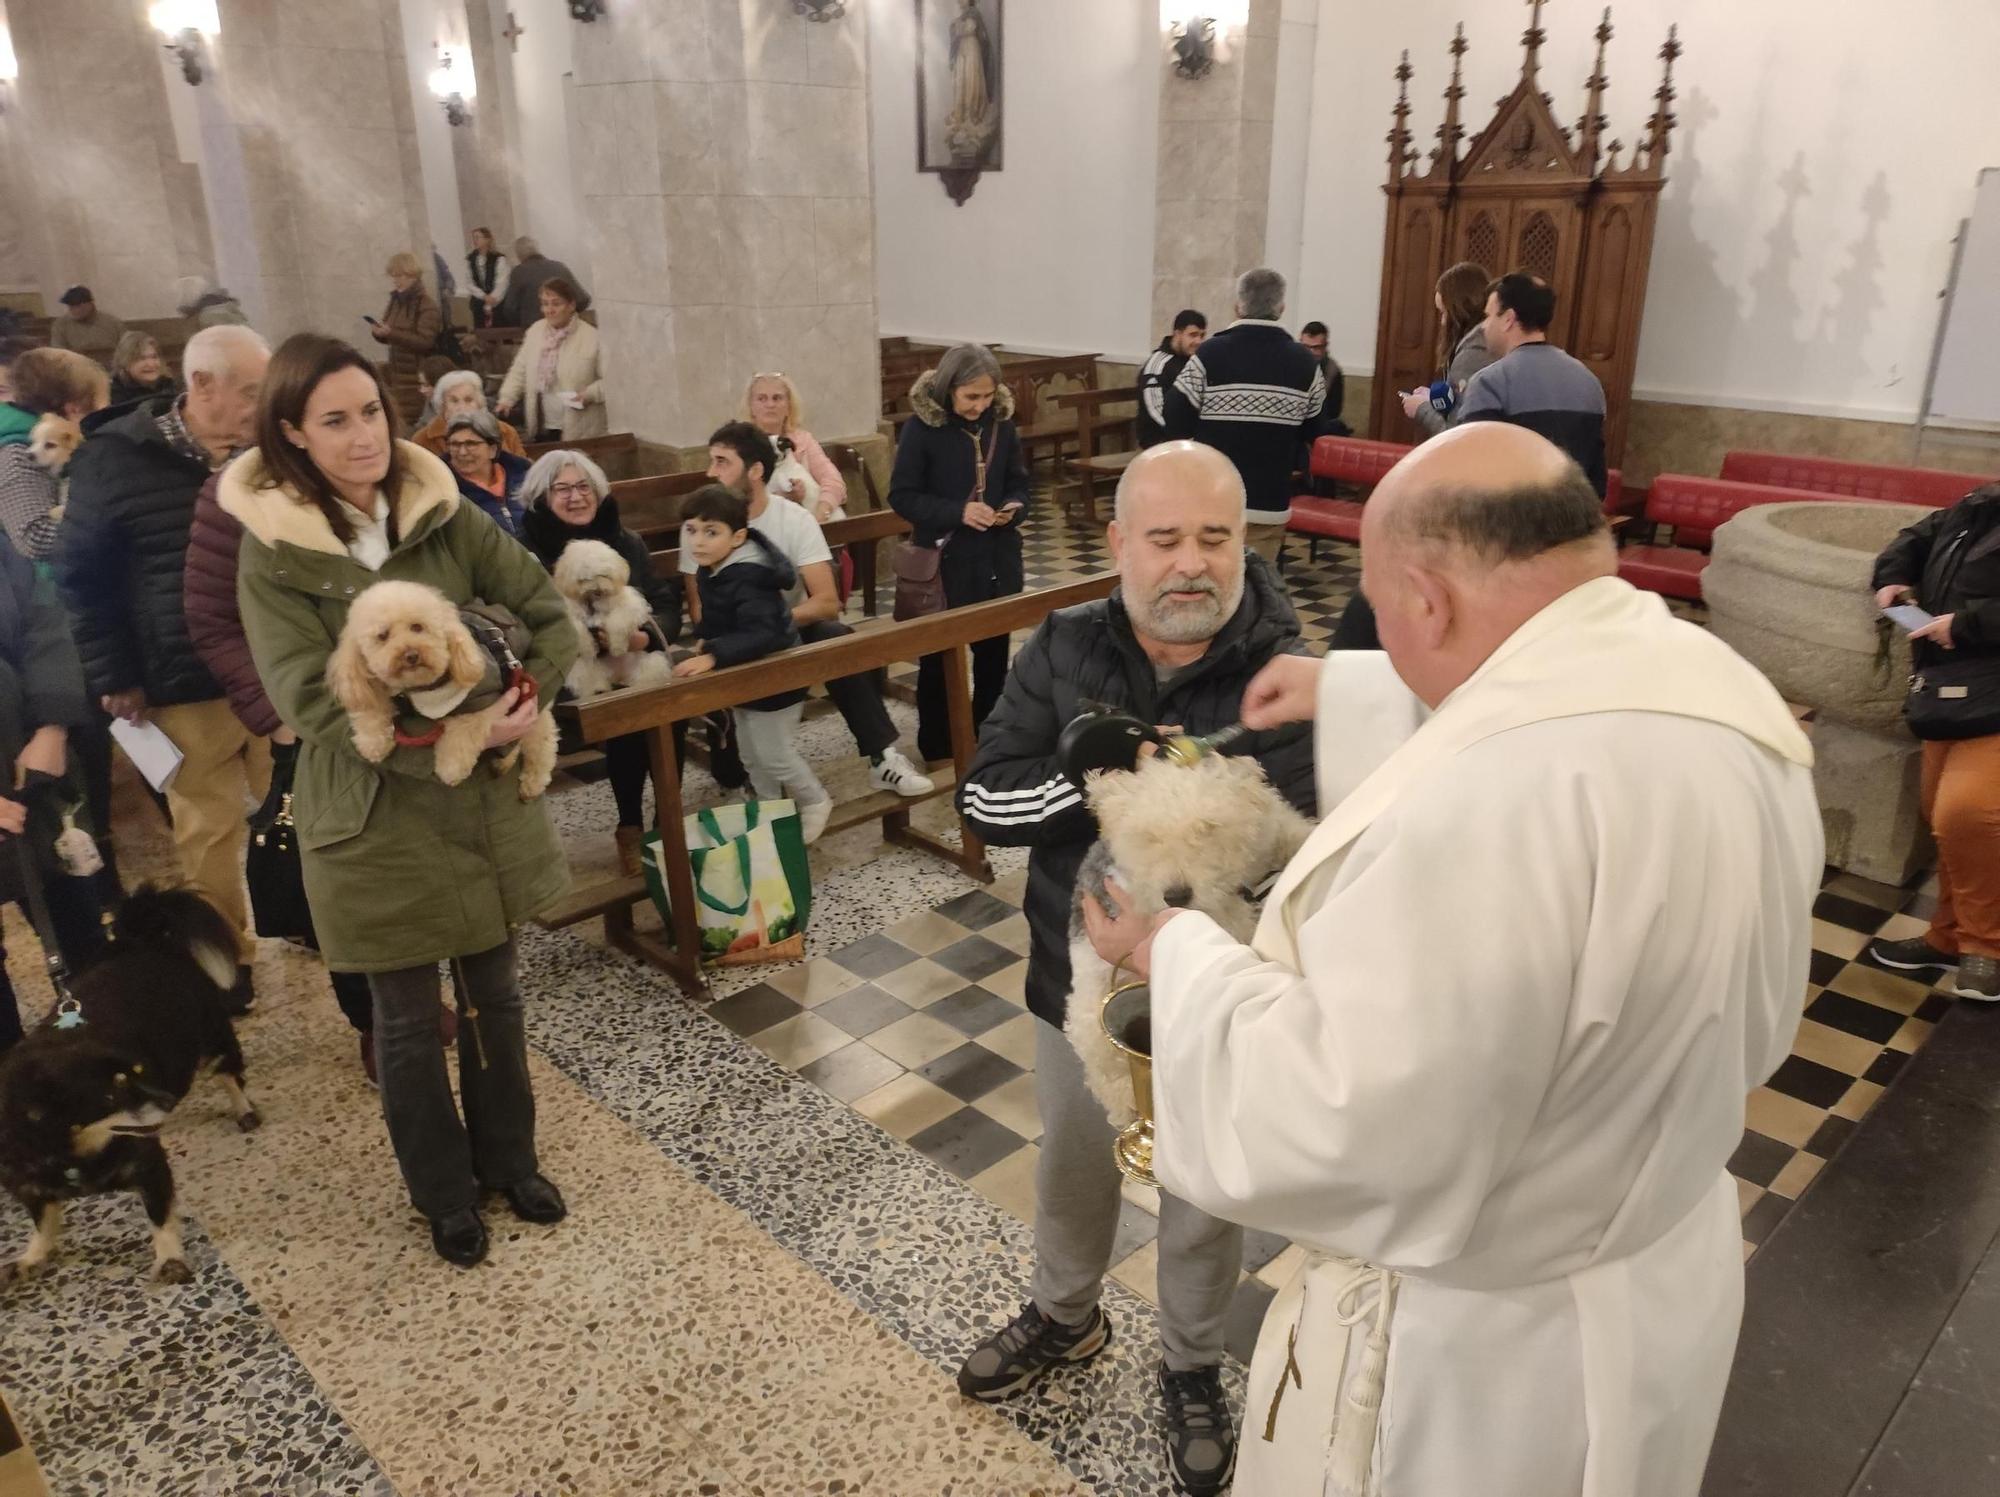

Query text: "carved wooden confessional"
[1367, 2, 1682, 466]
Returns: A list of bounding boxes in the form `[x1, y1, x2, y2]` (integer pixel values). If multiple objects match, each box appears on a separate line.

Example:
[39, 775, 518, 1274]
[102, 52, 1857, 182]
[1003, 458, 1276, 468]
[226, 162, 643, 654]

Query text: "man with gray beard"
[954, 442, 1316, 1496]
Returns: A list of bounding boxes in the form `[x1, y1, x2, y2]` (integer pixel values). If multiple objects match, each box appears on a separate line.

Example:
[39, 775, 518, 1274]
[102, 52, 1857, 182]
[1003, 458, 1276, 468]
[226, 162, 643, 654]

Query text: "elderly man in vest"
[1084, 423, 1820, 1496]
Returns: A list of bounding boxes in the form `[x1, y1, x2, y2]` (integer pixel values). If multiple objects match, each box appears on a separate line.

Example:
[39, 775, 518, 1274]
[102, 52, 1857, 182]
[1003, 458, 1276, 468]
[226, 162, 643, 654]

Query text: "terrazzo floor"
[0, 502, 1955, 1495]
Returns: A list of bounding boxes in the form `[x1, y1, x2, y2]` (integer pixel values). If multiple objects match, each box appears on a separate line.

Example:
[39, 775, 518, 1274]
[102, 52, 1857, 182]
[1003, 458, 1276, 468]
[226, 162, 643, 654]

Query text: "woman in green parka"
[224, 334, 577, 1269]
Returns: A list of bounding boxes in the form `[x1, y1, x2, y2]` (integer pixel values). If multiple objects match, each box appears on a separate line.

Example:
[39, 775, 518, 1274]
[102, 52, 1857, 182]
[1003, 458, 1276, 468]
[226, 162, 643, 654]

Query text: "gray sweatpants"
[1031, 1018, 1243, 1370]
[732, 703, 829, 808]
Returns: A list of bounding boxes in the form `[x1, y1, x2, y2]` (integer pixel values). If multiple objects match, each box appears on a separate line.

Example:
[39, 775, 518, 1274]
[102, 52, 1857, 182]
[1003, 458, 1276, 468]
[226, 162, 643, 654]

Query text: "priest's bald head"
[1359, 424, 1615, 707]
[1111, 440, 1248, 648]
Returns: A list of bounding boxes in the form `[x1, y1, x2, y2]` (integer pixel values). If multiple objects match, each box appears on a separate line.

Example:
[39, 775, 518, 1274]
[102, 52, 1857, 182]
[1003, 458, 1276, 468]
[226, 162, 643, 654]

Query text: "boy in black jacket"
[676, 485, 831, 843]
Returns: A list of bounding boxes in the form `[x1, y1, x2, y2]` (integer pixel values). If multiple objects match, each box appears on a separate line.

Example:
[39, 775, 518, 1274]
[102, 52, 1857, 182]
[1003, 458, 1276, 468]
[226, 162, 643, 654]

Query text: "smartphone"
[1883, 603, 1935, 632]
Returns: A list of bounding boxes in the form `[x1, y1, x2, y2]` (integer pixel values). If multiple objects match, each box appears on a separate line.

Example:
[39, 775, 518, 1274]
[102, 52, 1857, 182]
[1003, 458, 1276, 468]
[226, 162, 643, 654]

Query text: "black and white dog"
[0, 886, 260, 1287]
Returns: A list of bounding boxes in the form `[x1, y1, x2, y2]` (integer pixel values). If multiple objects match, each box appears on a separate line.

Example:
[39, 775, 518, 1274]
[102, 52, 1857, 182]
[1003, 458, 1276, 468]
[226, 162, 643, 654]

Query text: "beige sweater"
[497, 318, 607, 441]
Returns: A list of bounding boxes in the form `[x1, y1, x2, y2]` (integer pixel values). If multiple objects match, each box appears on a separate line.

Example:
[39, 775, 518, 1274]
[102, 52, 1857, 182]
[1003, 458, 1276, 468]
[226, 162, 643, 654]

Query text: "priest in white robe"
[1083, 423, 1822, 1497]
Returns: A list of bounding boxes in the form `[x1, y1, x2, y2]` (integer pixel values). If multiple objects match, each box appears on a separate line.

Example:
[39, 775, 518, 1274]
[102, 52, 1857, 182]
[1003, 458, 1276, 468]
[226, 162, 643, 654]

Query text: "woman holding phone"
[1868, 481, 2000, 1001]
[887, 343, 1030, 763]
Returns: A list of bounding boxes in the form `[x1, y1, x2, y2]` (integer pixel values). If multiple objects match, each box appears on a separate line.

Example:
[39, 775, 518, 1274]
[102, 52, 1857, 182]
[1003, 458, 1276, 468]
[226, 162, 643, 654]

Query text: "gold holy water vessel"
[1100, 979, 1158, 1186]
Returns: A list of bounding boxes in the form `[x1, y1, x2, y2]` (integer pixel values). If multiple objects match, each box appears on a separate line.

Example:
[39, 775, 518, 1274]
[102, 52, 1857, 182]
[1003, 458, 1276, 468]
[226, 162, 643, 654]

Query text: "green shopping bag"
[642, 800, 814, 966]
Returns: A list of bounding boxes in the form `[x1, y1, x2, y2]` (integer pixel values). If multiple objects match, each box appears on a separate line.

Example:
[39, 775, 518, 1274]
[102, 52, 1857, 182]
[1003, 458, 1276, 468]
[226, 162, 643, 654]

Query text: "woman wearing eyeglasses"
[739, 371, 846, 524]
[441, 409, 528, 536]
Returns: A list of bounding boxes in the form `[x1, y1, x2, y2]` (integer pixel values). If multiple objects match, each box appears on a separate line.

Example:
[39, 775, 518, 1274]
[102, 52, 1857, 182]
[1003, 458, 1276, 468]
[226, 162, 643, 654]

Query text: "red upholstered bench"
[1616, 475, 1836, 601]
[1282, 436, 1413, 570]
[1719, 451, 1993, 509]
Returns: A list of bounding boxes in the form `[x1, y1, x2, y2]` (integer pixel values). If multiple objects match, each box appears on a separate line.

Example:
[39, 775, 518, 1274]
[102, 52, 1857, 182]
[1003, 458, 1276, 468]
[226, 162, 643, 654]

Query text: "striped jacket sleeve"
[1162, 352, 1207, 439]
[956, 623, 1095, 846]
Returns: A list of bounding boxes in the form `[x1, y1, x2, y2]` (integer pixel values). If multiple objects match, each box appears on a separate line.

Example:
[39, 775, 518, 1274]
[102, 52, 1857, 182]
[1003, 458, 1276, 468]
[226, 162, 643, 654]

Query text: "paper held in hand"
[109, 717, 185, 792]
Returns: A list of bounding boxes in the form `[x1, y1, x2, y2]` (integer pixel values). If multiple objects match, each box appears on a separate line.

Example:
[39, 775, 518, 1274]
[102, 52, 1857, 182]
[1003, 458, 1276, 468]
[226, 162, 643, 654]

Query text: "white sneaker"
[870, 746, 935, 798]
[799, 798, 833, 845]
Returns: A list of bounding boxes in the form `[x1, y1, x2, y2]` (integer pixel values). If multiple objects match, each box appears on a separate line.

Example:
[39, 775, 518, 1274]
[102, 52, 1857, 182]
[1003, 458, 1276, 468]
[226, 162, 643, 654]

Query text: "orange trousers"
[1922, 734, 2000, 958]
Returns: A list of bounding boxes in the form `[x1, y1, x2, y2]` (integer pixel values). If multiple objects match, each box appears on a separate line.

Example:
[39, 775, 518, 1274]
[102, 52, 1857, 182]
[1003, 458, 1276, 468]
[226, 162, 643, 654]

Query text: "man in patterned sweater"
[1163, 268, 1325, 563]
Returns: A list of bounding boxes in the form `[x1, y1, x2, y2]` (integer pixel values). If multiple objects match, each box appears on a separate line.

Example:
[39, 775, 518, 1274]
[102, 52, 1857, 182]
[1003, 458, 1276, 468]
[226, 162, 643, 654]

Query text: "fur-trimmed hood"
[907, 368, 1016, 429]
[217, 439, 460, 557]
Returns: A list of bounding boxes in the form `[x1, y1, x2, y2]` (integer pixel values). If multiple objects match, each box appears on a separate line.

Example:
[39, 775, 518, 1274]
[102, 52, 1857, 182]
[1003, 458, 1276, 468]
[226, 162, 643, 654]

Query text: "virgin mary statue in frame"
[917, 0, 1002, 205]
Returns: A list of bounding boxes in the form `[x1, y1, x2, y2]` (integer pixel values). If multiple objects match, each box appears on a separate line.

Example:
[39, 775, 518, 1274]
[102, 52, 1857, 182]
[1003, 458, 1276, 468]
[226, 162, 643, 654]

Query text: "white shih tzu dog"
[552, 539, 673, 699]
[1064, 752, 1313, 1128]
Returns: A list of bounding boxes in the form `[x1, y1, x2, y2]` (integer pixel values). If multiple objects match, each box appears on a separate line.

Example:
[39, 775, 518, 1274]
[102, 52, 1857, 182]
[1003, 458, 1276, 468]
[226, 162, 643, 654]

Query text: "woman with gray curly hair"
[888, 341, 1031, 761]
[517, 449, 691, 873]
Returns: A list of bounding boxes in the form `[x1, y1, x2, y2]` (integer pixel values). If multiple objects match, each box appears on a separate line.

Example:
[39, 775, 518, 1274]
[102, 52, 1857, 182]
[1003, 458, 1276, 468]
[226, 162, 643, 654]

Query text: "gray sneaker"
[956, 1302, 1110, 1401]
[1160, 1364, 1237, 1496]
[1951, 954, 2000, 1002]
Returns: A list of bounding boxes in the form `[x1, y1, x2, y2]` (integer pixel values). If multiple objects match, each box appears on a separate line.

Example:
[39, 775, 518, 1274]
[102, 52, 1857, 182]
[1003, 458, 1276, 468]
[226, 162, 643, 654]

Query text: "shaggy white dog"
[1063, 752, 1313, 1127]
[553, 539, 674, 699]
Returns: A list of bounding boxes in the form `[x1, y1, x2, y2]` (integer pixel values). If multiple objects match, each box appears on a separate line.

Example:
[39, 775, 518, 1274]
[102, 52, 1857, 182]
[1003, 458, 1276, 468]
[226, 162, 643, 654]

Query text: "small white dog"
[767, 437, 824, 518]
[28, 414, 82, 475]
[326, 579, 558, 798]
[1064, 752, 1313, 1128]
[552, 539, 673, 699]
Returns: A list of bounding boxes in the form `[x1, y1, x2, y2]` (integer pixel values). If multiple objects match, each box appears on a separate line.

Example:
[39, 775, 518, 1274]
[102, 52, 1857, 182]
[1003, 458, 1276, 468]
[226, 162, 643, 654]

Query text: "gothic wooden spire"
[1521, 0, 1548, 86]
[1431, 23, 1468, 176]
[1575, 7, 1613, 175]
[1642, 23, 1682, 174]
[1386, 49, 1415, 187]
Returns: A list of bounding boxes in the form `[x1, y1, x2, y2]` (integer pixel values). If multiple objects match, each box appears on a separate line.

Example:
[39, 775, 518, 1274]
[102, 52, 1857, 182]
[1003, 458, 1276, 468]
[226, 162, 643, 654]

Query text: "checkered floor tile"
[715, 850, 1957, 1358]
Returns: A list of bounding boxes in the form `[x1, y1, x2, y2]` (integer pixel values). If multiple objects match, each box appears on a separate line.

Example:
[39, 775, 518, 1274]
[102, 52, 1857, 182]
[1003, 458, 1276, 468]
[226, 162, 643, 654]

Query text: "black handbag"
[245, 747, 312, 940]
[1904, 654, 2000, 741]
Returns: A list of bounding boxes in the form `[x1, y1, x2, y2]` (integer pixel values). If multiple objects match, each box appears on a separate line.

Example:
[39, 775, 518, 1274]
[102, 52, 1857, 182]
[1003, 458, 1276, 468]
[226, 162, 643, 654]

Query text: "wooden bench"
[1051, 386, 1139, 525]
[525, 430, 641, 479]
[1002, 354, 1101, 469]
[550, 573, 1118, 997]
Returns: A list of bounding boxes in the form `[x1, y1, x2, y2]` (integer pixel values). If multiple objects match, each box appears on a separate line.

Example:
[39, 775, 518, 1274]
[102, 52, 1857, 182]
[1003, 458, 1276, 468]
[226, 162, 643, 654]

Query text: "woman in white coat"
[496, 278, 606, 444]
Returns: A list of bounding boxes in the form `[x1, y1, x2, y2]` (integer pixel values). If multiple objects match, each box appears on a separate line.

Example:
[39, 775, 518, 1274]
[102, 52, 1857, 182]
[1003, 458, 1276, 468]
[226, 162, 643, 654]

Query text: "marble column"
[570, 0, 879, 448]
[1, 0, 213, 316]
[454, 0, 518, 244]
[208, 0, 432, 344]
[1152, 0, 1282, 336]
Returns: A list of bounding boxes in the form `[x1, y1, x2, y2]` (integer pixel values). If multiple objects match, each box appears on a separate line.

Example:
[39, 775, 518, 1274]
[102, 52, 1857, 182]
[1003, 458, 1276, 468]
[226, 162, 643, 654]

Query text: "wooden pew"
[1052, 385, 1139, 526]
[524, 430, 641, 479]
[549, 572, 1118, 998]
[608, 471, 711, 538]
[1001, 354, 1101, 469]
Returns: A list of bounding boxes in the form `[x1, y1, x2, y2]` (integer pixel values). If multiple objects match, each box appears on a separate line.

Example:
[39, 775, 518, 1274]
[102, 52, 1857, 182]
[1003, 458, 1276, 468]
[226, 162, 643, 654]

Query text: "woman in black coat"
[888, 343, 1031, 762]
[517, 449, 682, 875]
[1869, 482, 2000, 1001]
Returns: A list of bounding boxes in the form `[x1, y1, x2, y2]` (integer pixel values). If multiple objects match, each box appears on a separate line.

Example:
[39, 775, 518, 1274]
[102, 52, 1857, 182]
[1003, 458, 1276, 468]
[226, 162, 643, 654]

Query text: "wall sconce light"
[567, 0, 604, 20]
[149, 0, 219, 86]
[1170, 18, 1216, 80]
[793, 0, 847, 19]
[428, 49, 475, 128]
[0, 31, 17, 114]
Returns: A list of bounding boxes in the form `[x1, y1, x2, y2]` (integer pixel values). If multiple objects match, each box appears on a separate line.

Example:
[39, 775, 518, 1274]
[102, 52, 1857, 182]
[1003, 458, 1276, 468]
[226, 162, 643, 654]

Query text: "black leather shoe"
[502, 1174, 568, 1225]
[429, 1208, 489, 1268]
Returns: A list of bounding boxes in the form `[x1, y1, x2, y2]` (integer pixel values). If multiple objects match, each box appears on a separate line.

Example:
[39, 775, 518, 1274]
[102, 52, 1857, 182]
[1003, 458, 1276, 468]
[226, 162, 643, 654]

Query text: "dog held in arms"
[0, 887, 260, 1287]
[552, 539, 673, 699]
[1064, 752, 1313, 1127]
[327, 578, 558, 797]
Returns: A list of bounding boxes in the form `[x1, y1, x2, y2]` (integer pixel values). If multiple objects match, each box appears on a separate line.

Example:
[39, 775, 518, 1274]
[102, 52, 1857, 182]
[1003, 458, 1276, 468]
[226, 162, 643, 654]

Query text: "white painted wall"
[1296, 0, 2000, 422]
[869, 0, 1161, 362]
[489, 0, 588, 281]
[398, 0, 469, 292]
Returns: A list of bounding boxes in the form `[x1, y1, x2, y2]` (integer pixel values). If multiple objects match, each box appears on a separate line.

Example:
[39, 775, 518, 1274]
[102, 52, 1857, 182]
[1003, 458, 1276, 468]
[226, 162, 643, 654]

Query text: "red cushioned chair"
[1720, 451, 1993, 510]
[1282, 436, 1413, 571]
[1616, 475, 1838, 601]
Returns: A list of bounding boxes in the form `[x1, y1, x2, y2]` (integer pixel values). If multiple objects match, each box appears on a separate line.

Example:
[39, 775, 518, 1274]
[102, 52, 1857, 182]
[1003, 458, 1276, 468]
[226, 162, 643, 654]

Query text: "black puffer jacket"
[694, 530, 804, 711]
[957, 553, 1317, 1027]
[56, 397, 222, 706]
[889, 372, 1032, 606]
[1872, 484, 2000, 668]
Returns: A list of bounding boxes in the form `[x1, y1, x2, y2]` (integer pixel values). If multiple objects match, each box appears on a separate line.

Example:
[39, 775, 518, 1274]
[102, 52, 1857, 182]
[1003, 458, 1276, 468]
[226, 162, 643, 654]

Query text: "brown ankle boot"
[614, 826, 644, 877]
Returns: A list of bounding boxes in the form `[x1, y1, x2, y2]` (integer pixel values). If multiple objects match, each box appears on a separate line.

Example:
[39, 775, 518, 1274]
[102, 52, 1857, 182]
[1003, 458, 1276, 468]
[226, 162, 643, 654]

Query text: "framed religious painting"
[915, 0, 1003, 205]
